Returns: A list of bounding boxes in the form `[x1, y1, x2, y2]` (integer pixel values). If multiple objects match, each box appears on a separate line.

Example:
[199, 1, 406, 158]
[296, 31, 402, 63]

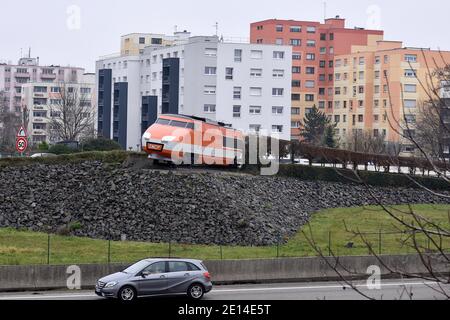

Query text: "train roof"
[160, 114, 234, 129]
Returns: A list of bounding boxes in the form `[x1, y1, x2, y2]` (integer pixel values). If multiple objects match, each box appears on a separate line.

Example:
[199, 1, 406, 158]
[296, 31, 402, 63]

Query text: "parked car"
[30, 153, 57, 158]
[95, 258, 212, 302]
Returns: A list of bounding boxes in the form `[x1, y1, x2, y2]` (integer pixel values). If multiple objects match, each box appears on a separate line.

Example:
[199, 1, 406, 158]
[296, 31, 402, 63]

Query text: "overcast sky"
[1, 0, 449, 72]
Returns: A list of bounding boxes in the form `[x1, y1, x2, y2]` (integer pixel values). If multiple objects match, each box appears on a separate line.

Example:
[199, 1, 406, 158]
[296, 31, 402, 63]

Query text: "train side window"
[186, 122, 194, 129]
[156, 118, 170, 125]
[170, 120, 188, 128]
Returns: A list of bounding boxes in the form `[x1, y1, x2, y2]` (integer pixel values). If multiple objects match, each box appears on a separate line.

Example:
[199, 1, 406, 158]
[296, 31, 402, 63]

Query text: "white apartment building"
[21, 73, 96, 145]
[96, 33, 292, 150]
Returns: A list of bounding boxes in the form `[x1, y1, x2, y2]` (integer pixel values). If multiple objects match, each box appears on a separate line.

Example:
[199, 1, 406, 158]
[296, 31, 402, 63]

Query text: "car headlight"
[162, 136, 176, 142]
[143, 132, 151, 140]
[105, 281, 118, 288]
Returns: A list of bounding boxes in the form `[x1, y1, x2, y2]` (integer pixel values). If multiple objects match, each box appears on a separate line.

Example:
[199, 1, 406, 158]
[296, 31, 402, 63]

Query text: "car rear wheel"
[187, 283, 205, 300]
[118, 286, 137, 302]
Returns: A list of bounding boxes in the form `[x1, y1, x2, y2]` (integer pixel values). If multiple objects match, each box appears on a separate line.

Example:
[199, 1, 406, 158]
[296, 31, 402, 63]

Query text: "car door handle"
[160, 275, 166, 279]
[184, 273, 190, 277]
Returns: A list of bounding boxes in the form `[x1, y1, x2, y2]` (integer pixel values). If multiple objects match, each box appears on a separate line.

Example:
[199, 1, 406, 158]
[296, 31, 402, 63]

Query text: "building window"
[404, 69, 417, 78]
[291, 94, 301, 101]
[249, 106, 262, 115]
[292, 80, 301, 87]
[405, 54, 418, 63]
[305, 94, 314, 102]
[291, 107, 300, 115]
[329, 33, 334, 41]
[204, 85, 216, 95]
[234, 49, 242, 62]
[139, 37, 145, 44]
[358, 115, 364, 123]
[249, 124, 261, 133]
[250, 68, 263, 77]
[34, 86, 47, 93]
[319, 60, 326, 68]
[305, 67, 315, 75]
[272, 106, 284, 115]
[204, 48, 217, 57]
[204, 104, 216, 113]
[292, 53, 301, 60]
[404, 84, 417, 93]
[204, 67, 217, 75]
[233, 87, 242, 99]
[306, 26, 316, 33]
[276, 24, 284, 32]
[305, 80, 315, 88]
[225, 67, 234, 80]
[272, 88, 284, 96]
[306, 53, 316, 61]
[273, 51, 285, 59]
[306, 40, 316, 47]
[320, 33, 326, 41]
[272, 125, 283, 133]
[405, 114, 416, 124]
[292, 66, 301, 74]
[250, 87, 262, 96]
[290, 26, 302, 32]
[404, 99, 417, 108]
[290, 39, 301, 46]
[233, 105, 241, 118]
[251, 50, 263, 59]
[273, 69, 285, 78]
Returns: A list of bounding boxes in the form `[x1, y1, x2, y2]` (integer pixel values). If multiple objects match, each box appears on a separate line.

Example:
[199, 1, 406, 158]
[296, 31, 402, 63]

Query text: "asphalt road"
[0, 279, 448, 300]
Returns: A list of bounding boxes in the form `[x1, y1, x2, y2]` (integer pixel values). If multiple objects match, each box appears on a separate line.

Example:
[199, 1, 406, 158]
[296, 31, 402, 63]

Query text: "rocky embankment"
[0, 162, 448, 245]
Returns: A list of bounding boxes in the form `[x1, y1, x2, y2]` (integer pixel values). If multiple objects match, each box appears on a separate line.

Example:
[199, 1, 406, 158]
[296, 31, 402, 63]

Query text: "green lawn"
[1, 204, 449, 265]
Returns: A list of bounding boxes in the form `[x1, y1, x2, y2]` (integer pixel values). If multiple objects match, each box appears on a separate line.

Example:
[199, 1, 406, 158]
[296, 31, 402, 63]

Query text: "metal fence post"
[379, 230, 382, 255]
[47, 234, 50, 265]
[328, 231, 332, 256]
[108, 240, 111, 264]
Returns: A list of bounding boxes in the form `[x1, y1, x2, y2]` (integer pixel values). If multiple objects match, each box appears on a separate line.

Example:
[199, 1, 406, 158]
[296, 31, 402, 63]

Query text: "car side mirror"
[141, 271, 151, 278]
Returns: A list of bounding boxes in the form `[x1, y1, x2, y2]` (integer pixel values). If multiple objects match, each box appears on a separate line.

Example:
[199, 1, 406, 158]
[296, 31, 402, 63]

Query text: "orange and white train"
[142, 114, 245, 166]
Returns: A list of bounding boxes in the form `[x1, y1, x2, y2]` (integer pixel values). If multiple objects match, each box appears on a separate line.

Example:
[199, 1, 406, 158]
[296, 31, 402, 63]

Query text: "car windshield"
[121, 260, 152, 274]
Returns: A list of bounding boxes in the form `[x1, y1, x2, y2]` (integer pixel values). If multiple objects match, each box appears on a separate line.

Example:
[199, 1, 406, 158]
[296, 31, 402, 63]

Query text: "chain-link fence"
[0, 229, 448, 266]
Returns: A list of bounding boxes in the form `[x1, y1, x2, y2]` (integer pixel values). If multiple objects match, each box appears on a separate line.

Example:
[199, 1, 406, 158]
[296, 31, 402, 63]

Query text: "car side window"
[142, 262, 166, 274]
[168, 261, 189, 273]
[187, 263, 201, 271]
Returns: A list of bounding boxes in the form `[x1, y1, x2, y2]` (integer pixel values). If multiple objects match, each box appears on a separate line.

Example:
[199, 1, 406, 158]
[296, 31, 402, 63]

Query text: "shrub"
[37, 141, 49, 151]
[81, 138, 122, 152]
[48, 144, 78, 155]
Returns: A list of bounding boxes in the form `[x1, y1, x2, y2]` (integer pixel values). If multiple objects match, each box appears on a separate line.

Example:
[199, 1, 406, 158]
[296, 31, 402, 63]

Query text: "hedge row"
[274, 164, 450, 191]
[0, 151, 136, 168]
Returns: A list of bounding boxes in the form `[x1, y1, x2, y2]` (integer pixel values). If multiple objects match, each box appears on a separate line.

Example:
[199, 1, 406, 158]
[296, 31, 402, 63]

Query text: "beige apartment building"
[332, 40, 450, 153]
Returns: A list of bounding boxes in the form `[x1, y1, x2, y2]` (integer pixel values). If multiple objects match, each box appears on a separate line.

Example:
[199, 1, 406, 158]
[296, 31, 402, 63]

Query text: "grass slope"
[0, 204, 449, 265]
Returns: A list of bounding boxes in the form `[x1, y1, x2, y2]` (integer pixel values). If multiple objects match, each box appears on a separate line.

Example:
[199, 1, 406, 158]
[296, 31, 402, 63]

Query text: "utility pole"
[323, 2, 327, 20]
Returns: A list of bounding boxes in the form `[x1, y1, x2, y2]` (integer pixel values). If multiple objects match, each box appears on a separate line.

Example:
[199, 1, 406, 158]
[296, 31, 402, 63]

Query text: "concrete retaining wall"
[0, 254, 448, 292]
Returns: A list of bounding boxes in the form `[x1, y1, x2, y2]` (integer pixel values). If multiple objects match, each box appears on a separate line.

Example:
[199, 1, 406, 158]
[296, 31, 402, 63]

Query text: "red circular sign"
[16, 137, 28, 153]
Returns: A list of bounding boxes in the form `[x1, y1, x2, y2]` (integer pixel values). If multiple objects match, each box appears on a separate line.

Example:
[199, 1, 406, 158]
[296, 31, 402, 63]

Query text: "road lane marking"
[0, 281, 443, 300]
[210, 281, 440, 294]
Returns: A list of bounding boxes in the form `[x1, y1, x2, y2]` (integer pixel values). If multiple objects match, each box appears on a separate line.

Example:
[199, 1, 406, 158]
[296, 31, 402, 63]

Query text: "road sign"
[16, 137, 28, 153]
[17, 126, 27, 138]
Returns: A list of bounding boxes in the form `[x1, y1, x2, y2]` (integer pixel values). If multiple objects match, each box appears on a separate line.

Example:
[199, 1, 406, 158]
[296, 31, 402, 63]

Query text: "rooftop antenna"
[323, 1, 327, 20]
[28, 47, 31, 58]
[214, 22, 219, 36]
[174, 25, 178, 33]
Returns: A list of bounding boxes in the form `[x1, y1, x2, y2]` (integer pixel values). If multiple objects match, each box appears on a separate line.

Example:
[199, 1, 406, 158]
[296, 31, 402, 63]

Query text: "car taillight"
[203, 272, 211, 280]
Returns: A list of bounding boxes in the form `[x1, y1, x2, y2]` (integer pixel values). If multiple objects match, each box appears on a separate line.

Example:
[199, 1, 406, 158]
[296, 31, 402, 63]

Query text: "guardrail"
[0, 255, 447, 292]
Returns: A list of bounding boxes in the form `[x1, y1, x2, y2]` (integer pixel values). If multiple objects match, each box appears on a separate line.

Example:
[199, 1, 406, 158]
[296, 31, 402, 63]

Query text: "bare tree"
[304, 50, 450, 300]
[344, 130, 386, 154]
[48, 82, 96, 143]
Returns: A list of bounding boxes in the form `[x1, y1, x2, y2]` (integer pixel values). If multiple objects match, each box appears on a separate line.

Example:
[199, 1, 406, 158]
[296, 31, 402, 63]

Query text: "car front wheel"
[187, 283, 205, 300]
[118, 286, 137, 302]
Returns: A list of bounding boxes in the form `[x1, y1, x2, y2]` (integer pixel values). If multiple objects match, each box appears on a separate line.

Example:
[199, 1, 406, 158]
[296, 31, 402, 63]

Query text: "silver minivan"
[95, 258, 213, 302]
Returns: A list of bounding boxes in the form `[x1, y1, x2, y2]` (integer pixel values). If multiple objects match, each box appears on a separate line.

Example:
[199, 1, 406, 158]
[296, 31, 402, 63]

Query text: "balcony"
[41, 73, 57, 79]
[14, 72, 30, 78]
